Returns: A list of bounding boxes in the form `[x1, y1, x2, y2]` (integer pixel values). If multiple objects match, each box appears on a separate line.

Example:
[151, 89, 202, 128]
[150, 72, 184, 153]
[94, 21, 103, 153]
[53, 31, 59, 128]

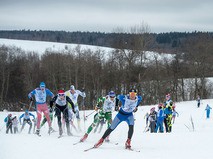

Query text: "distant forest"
[0, 30, 213, 110]
[0, 30, 212, 53]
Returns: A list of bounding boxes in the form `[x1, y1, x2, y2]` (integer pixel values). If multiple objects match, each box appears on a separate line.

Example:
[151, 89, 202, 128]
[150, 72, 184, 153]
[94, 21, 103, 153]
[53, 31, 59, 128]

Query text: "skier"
[4, 113, 13, 134]
[163, 94, 173, 133]
[80, 91, 116, 142]
[94, 89, 142, 149]
[205, 104, 212, 119]
[197, 95, 201, 108]
[65, 85, 86, 132]
[50, 89, 76, 137]
[19, 109, 35, 134]
[148, 107, 157, 133]
[12, 116, 19, 134]
[172, 106, 179, 124]
[155, 103, 164, 133]
[28, 82, 54, 136]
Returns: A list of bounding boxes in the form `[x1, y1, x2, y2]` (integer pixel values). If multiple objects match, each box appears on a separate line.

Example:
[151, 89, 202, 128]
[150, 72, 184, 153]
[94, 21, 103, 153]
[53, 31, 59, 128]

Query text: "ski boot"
[35, 129, 41, 136]
[48, 127, 54, 135]
[80, 133, 88, 142]
[59, 127, 63, 136]
[105, 135, 110, 142]
[125, 138, 131, 149]
[94, 138, 104, 148]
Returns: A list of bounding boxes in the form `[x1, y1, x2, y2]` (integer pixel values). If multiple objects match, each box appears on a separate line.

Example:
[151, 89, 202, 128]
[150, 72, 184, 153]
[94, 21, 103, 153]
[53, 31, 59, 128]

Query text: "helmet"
[70, 85, 75, 90]
[108, 91, 115, 97]
[39, 82, 46, 88]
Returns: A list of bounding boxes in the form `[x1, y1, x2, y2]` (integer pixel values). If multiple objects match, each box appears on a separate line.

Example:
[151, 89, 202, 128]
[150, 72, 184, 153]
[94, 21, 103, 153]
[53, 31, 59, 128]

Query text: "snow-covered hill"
[0, 38, 113, 55]
[1, 99, 213, 159]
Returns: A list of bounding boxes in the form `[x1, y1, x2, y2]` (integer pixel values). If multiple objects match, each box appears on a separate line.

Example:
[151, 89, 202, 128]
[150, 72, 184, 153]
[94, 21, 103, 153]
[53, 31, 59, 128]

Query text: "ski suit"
[50, 94, 75, 136]
[28, 87, 54, 130]
[19, 112, 35, 134]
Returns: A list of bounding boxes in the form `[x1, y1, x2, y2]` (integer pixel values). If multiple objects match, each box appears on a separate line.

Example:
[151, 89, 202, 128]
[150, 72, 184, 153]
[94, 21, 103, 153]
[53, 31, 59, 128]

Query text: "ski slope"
[1, 99, 213, 159]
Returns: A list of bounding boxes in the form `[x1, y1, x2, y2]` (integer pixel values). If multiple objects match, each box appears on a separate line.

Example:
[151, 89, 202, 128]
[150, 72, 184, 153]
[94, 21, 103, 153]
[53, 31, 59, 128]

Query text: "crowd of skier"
[1, 81, 212, 150]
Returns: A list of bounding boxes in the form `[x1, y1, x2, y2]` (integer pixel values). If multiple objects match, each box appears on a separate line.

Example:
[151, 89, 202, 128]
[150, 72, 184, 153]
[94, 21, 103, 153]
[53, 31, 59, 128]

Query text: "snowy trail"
[1, 99, 213, 159]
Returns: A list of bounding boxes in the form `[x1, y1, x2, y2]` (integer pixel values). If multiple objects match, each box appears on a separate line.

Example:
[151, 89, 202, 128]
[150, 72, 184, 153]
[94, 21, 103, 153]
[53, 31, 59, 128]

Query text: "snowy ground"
[1, 99, 213, 159]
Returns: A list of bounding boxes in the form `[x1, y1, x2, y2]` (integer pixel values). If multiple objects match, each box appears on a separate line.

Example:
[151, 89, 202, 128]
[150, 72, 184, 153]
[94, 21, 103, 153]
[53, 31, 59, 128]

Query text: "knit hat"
[58, 89, 65, 94]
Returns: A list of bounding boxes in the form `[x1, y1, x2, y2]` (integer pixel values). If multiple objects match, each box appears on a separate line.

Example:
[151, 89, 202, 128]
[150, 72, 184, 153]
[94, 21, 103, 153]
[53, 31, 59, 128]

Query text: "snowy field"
[0, 38, 174, 61]
[1, 99, 213, 159]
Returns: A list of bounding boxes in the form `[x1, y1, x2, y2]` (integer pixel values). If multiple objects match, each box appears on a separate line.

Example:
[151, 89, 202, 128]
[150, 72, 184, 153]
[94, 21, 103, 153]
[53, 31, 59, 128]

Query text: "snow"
[0, 38, 175, 62]
[1, 99, 213, 159]
[0, 38, 113, 55]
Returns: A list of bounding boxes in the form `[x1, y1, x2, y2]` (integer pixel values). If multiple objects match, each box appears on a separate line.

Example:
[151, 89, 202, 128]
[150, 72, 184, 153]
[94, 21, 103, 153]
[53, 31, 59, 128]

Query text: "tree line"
[0, 30, 212, 52]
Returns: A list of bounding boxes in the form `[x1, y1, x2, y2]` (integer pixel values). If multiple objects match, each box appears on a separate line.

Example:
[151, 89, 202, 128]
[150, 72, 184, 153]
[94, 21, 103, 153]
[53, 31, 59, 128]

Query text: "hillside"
[0, 30, 212, 53]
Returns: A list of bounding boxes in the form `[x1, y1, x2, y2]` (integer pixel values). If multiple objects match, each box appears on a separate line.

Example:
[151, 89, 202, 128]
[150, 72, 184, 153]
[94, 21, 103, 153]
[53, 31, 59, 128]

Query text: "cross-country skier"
[65, 85, 86, 132]
[197, 95, 201, 108]
[155, 103, 164, 133]
[80, 91, 116, 142]
[4, 113, 13, 134]
[12, 116, 19, 134]
[148, 107, 157, 133]
[50, 89, 76, 137]
[205, 104, 212, 119]
[163, 94, 173, 133]
[28, 82, 54, 136]
[19, 109, 35, 134]
[172, 105, 179, 124]
[94, 89, 142, 149]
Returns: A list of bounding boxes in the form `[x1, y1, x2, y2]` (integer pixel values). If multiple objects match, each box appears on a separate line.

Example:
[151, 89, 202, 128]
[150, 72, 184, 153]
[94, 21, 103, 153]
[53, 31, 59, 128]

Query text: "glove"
[133, 107, 138, 113]
[49, 108, 53, 113]
[29, 97, 34, 101]
[81, 88, 85, 92]
[72, 109, 76, 114]
[115, 106, 119, 111]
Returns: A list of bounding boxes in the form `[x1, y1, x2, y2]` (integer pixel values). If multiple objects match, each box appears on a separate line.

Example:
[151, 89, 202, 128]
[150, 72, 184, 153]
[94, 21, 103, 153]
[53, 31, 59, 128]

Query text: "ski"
[58, 135, 63, 138]
[84, 146, 96, 152]
[126, 148, 140, 152]
[73, 141, 82, 145]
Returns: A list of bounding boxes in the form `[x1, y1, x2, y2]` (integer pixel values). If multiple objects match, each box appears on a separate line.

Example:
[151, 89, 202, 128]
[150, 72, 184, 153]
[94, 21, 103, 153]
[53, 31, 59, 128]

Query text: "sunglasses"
[59, 94, 65, 96]
[110, 96, 115, 98]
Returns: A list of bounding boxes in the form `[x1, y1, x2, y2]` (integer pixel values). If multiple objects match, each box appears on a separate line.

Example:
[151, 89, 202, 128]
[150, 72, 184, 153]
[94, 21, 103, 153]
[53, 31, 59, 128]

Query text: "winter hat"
[58, 89, 65, 95]
[129, 89, 137, 94]
[108, 91, 115, 97]
[40, 82, 46, 88]
[70, 85, 75, 90]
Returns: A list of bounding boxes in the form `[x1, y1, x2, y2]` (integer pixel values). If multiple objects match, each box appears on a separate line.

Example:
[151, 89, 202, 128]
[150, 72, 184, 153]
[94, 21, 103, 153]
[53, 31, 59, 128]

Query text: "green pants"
[86, 111, 112, 134]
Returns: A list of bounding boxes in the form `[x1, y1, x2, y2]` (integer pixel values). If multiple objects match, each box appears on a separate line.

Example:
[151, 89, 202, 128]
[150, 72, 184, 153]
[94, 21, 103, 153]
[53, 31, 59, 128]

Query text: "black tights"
[102, 125, 134, 139]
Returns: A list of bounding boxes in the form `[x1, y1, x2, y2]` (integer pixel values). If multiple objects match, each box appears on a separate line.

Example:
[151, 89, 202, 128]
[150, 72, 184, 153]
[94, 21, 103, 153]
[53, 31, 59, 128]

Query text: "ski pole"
[0, 124, 5, 132]
[28, 100, 33, 111]
[85, 110, 96, 118]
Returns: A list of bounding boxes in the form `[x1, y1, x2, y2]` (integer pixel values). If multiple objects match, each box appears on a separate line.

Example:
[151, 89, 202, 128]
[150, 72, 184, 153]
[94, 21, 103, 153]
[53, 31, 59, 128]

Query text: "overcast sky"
[0, 0, 212, 33]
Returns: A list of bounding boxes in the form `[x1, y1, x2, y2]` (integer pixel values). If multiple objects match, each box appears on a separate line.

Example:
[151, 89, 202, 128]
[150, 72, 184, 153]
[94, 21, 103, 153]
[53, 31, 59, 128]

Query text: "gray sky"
[0, 0, 212, 33]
